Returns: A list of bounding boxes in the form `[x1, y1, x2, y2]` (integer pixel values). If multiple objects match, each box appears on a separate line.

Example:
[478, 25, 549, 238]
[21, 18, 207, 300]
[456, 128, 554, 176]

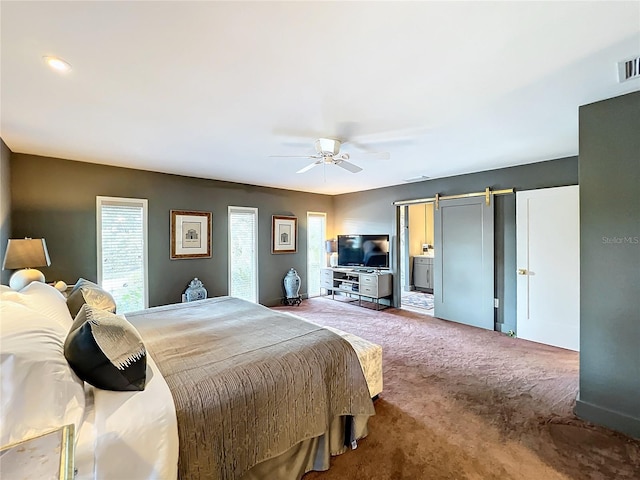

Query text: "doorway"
[399, 202, 435, 314]
[396, 188, 513, 331]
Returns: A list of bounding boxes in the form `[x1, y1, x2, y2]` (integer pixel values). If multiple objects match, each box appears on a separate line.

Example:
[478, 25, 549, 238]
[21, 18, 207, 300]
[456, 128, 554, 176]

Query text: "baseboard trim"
[574, 393, 640, 439]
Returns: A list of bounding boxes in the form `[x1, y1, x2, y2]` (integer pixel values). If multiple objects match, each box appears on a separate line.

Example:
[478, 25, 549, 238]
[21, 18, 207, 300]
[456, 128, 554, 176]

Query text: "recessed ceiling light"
[43, 56, 72, 72]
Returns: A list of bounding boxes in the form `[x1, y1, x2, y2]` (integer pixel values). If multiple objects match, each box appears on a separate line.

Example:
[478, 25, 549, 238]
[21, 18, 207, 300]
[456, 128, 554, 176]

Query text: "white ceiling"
[1, 1, 639, 195]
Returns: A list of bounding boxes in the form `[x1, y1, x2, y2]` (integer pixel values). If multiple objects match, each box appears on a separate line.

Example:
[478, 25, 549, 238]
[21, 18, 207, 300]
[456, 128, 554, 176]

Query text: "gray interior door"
[434, 196, 494, 330]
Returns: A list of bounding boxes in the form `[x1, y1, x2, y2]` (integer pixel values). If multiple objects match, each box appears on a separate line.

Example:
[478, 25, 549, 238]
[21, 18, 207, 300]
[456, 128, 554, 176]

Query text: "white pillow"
[1, 282, 73, 328]
[0, 301, 85, 446]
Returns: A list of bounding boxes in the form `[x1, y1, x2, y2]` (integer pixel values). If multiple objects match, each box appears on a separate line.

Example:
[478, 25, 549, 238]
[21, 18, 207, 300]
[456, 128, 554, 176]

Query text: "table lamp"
[326, 239, 338, 267]
[2, 238, 51, 290]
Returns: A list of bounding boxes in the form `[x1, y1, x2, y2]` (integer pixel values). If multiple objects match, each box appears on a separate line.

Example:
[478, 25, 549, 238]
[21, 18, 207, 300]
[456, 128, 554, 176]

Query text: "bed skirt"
[242, 414, 369, 480]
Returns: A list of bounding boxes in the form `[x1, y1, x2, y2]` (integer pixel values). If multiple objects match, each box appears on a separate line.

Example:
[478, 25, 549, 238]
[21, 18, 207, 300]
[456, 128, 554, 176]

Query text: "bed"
[0, 282, 381, 480]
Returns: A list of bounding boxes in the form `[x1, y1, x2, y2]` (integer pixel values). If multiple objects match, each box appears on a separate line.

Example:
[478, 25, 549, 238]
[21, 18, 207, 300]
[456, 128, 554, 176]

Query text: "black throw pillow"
[64, 304, 146, 391]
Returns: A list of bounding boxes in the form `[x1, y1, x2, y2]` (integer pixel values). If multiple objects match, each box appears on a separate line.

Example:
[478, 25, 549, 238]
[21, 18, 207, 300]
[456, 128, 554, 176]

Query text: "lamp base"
[329, 252, 338, 268]
[9, 269, 45, 291]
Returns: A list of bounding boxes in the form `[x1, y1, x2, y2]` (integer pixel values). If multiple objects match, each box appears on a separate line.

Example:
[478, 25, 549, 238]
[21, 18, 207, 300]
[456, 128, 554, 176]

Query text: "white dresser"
[321, 268, 393, 310]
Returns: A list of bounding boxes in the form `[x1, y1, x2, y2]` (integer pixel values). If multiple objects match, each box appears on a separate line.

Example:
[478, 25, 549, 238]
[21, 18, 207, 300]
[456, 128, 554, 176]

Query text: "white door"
[516, 186, 579, 351]
[306, 212, 326, 297]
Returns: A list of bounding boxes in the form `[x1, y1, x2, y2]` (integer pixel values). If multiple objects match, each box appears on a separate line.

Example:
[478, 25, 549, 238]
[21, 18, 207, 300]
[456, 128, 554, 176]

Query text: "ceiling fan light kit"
[314, 138, 341, 156]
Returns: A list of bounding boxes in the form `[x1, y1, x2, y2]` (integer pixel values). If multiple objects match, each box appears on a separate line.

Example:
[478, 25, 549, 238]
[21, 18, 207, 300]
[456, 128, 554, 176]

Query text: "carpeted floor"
[273, 298, 640, 480]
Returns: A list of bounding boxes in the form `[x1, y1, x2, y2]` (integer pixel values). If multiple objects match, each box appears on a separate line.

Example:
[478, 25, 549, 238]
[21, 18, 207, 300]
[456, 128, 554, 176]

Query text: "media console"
[320, 268, 392, 310]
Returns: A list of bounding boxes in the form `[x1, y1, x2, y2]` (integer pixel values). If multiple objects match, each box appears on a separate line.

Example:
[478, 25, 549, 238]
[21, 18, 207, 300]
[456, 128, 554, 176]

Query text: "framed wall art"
[171, 210, 212, 259]
[271, 215, 297, 254]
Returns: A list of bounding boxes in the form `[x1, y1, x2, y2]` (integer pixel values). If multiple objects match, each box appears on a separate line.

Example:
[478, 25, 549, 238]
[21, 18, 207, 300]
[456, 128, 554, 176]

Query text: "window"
[228, 206, 258, 303]
[307, 212, 326, 297]
[97, 196, 148, 313]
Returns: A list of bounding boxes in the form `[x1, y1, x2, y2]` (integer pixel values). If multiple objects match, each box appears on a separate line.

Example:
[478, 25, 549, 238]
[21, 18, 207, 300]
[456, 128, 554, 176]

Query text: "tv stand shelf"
[321, 268, 392, 310]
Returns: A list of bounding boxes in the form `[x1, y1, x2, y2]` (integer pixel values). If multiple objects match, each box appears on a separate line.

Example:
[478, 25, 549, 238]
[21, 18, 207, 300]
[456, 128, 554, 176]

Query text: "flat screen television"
[337, 234, 390, 269]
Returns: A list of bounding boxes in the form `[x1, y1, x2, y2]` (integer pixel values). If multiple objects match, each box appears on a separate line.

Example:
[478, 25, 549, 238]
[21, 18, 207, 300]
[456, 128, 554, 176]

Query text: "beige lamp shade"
[3, 238, 51, 290]
[325, 240, 337, 254]
[326, 239, 338, 267]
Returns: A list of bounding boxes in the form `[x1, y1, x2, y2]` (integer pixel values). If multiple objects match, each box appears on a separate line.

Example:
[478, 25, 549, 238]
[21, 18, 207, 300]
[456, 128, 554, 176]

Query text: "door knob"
[517, 268, 528, 275]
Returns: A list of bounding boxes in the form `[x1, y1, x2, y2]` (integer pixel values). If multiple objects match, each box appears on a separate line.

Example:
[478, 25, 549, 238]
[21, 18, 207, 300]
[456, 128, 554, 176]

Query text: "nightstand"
[0, 424, 75, 480]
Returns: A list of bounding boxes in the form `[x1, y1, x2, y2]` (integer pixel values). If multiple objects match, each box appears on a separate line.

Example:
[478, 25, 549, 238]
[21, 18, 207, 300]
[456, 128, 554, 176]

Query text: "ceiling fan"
[270, 138, 390, 174]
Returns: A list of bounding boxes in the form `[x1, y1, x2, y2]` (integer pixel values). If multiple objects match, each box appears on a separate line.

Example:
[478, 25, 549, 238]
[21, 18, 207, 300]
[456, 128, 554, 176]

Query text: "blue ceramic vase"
[283, 268, 301, 299]
[185, 278, 207, 301]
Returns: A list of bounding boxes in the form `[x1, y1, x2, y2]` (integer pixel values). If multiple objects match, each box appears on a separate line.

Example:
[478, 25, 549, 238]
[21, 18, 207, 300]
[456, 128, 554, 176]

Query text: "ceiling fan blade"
[340, 139, 373, 153]
[336, 159, 363, 173]
[348, 126, 425, 147]
[273, 130, 323, 145]
[335, 121, 359, 143]
[367, 151, 391, 160]
[296, 161, 321, 173]
[346, 151, 391, 161]
[269, 155, 320, 159]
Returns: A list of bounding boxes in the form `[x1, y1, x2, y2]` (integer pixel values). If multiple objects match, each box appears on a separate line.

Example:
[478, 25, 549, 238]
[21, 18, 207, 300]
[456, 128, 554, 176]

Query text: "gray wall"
[576, 91, 640, 438]
[333, 157, 579, 332]
[0, 139, 11, 285]
[7, 149, 580, 330]
[10, 154, 334, 306]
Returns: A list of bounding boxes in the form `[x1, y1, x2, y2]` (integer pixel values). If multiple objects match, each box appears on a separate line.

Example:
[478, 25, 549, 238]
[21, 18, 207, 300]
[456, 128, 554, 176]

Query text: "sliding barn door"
[434, 197, 494, 330]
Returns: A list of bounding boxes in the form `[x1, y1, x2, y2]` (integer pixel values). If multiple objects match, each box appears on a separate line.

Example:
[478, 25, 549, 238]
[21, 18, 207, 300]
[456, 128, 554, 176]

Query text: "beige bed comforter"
[127, 297, 375, 480]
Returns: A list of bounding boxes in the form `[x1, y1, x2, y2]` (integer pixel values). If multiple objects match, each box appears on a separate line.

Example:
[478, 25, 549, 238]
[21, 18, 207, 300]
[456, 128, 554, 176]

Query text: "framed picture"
[171, 210, 212, 259]
[272, 215, 297, 254]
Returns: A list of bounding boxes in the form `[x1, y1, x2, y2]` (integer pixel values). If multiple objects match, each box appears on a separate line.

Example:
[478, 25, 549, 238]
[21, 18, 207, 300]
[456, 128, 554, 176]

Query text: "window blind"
[228, 207, 258, 303]
[307, 213, 326, 297]
[98, 198, 147, 313]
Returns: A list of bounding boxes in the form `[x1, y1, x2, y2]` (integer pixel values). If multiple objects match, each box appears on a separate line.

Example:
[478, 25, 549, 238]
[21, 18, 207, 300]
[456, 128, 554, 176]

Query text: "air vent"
[403, 175, 430, 183]
[618, 56, 640, 82]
